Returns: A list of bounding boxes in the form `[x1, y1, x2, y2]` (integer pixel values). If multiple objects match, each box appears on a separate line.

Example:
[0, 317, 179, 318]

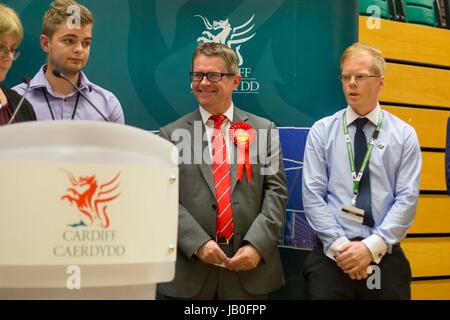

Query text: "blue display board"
[278, 128, 314, 250]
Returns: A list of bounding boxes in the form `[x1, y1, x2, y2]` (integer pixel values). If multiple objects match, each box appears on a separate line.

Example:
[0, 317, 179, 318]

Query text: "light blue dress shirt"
[12, 65, 124, 123]
[302, 105, 421, 262]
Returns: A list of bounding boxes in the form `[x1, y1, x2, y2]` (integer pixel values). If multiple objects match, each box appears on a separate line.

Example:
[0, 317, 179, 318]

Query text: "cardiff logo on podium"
[60, 170, 121, 229]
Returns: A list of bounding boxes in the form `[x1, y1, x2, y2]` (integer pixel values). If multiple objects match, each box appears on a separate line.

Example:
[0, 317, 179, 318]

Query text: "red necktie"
[210, 115, 234, 240]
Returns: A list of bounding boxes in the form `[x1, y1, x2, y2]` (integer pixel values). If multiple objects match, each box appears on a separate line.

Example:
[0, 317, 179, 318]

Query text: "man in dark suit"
[157, 42, 288, 299]
[446, 116, 450, 195]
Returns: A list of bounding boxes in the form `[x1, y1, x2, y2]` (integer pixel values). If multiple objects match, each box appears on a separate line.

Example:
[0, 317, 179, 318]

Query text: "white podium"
[0, 121, 178, 299]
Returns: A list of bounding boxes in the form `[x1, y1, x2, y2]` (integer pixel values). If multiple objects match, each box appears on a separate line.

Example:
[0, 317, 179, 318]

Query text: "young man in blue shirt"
[302, 43, 421, 299]
[13, 0, 124, 122]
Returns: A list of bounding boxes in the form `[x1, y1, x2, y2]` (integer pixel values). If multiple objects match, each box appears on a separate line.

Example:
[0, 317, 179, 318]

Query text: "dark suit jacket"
[157, 107, 288, 298]
[446, 117, 450, 195]
[1, 86, 36, 123]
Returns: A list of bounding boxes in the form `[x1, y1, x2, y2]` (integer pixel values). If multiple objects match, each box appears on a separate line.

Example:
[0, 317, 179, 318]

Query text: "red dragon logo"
[61, 170, 121, 229]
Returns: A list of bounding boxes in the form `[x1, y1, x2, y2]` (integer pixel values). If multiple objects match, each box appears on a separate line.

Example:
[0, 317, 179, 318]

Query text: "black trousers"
[303, 244, 412, 300]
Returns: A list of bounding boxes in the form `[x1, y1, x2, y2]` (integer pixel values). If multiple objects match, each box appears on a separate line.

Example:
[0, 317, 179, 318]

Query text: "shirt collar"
[345, 104, 381, 127]
[199, 103, 234, 126]
[29, 65, 93, 96]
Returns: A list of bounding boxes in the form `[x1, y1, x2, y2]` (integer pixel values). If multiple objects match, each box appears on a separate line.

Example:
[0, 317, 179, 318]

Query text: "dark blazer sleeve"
[242, 120, 288, 262]
[158, 125, 212, 258]
[2, 86, 37, 122]
[446, 117, 450, 195]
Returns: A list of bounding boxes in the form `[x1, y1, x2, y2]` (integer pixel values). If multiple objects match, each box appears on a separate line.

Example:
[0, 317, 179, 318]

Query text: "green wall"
[4, 0, 357, 131]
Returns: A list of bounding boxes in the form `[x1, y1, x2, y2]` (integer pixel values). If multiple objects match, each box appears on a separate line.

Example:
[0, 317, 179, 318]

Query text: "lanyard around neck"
[42, 88, 81, 120]
[343, 110, 383, 205]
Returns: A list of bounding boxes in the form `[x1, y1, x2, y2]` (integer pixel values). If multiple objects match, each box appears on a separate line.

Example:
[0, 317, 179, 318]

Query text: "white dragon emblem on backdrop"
[195, 14, 256, 66]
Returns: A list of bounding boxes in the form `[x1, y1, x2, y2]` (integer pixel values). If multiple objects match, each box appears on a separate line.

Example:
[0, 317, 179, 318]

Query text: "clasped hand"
[196, 240, 261, 272]
[336, 241, 373, 280]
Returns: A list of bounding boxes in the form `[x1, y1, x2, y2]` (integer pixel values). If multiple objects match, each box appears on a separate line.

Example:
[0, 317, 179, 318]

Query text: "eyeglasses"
[0, 44, 20, 61]
[340, 74, 380, 83]
[190, 71, 235, 82]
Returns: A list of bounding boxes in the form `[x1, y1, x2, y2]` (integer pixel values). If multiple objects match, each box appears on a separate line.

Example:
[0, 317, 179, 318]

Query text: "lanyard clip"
[351, 193, 358, 206]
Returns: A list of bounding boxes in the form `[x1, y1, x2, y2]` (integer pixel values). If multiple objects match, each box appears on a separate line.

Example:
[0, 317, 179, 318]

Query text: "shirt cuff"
[325, 236, 350, 261]
[362, 234, 388, 264]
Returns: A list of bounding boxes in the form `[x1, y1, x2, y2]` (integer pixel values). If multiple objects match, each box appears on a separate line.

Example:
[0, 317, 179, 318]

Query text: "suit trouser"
[158, 242, 267, 300]
[302, 243, 411, 300]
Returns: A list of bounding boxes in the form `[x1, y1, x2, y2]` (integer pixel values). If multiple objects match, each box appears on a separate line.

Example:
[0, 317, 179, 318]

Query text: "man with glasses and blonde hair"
[13, 0, 124, 122]
[157, 42, 287, 299]
[0, 4, 36, 125]
[302, 42, 421, 299]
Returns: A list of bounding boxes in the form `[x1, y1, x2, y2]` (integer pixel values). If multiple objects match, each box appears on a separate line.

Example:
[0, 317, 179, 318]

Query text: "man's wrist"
[326, 236, 350, 261]
[362, 234, 388, 264]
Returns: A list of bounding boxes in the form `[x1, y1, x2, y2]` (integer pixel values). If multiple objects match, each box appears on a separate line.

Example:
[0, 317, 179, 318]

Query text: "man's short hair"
[340, 42, 385, 76]
[192, 42, 239, 74]
[42, 0, 94, 38]
[0, 4, 24, 44]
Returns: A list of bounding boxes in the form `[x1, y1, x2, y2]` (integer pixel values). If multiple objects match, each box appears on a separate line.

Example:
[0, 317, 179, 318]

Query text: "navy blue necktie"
[354, 118, 375, 228]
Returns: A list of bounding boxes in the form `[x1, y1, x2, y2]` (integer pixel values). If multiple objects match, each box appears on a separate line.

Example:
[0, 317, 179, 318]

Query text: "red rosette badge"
[230, 122, 256, 182]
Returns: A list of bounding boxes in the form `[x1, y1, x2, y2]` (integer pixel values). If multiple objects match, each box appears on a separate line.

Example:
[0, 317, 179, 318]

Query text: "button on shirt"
[12, 65, 124, 123]
[302, 105, 421, 263]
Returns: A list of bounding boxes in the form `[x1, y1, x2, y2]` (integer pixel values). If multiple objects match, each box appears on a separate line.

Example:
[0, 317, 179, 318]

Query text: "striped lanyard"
[343, 111, 383, 206]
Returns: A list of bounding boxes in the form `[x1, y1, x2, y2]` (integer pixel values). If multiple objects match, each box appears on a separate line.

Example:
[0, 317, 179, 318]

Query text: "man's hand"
[336, 241, 373, 280]
[227, 244, 262, 272]
[196, 240, 230, 266]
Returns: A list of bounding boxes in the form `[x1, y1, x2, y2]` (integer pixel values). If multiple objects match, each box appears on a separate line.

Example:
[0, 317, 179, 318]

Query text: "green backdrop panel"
[4, 0, 357, 130]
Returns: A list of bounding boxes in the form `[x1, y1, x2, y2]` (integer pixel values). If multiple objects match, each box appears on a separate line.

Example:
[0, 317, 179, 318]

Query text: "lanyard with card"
[341, 111, 383, 224]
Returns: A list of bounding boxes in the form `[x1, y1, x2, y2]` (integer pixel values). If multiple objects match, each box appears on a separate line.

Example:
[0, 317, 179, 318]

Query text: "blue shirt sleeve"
[302, 120, 348, 252]
[108, 94, 125, 124]
[373, 126, 421, 247]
